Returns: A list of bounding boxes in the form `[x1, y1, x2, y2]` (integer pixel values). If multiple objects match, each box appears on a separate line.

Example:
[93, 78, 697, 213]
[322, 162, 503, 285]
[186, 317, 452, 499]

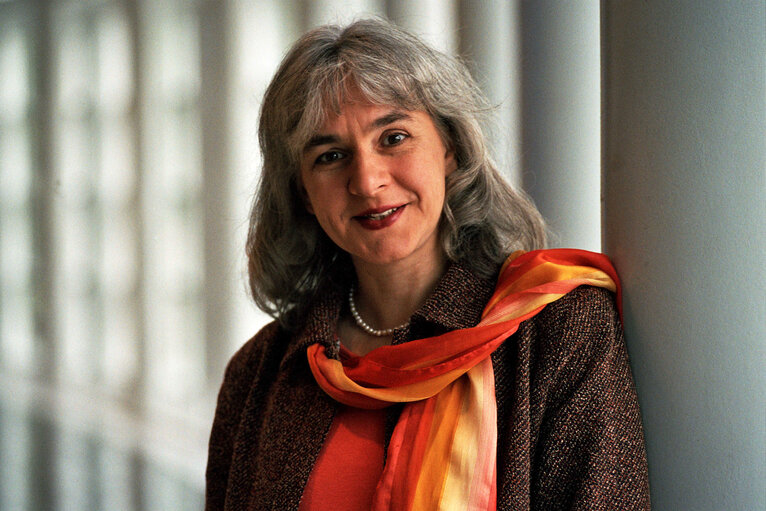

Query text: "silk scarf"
[307, 249, 620, 511]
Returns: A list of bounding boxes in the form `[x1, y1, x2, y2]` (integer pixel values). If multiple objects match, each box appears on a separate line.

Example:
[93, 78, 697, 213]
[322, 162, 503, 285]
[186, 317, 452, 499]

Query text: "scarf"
[307, 249, 620, 510]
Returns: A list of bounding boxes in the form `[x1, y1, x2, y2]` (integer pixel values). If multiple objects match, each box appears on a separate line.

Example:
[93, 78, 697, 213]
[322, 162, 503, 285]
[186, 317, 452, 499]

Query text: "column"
[520, 2, 601, 250]
[126, 1, 149, 507]
[199, 0, 235, 384]
[602, 2, 766, 509]
[302, 0, 385, 29]
[387, 0, 456, 54]
[28, 2, 57, 509]
[30, 0, 56, 381]
[457, 0, 521, 187]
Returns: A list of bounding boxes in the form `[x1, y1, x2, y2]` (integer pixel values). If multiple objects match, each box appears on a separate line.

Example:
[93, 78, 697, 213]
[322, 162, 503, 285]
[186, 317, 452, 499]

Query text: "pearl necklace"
[348, 287, 409, 337]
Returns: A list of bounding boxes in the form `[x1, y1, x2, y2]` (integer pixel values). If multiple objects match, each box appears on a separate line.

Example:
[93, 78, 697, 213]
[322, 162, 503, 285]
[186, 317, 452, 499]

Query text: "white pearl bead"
[349, 287, 409, 337]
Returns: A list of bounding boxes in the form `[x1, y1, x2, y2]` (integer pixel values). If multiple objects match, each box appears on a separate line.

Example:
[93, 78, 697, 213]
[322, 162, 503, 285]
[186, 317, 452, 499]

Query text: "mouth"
[357, 205, 404, 221]
[353, 204, 407, 230]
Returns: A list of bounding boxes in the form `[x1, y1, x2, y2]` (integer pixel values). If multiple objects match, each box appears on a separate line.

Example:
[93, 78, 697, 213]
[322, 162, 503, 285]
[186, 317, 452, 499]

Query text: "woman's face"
[299, 93, 456, 272]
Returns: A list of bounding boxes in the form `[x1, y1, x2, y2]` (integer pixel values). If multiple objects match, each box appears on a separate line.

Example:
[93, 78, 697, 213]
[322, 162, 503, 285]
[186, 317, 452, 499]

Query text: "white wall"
[602, 2, 766, 509]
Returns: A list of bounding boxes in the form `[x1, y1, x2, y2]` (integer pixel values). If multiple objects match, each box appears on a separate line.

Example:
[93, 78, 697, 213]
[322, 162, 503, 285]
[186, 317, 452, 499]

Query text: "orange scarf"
[307, 249, 620, 510]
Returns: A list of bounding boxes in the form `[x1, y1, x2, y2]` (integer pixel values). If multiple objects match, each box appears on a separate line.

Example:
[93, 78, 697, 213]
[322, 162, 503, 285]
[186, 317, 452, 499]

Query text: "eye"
[382, 132, 407, 147]
[315, 150, 346, 165]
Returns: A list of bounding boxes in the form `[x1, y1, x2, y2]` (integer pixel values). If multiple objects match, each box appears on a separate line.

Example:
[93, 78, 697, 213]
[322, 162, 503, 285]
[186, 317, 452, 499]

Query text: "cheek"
[304, 186, 344, 232]
[301, 176, 334, 218]
[413, 159, 448, 204]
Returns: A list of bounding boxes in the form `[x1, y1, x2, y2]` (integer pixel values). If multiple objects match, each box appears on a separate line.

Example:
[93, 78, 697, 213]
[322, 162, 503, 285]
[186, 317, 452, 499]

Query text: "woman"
[206, 18, 650, 511]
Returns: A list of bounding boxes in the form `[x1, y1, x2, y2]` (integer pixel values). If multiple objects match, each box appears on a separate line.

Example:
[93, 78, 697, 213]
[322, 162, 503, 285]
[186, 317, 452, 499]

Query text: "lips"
[360, 206, 402, 220]
[354, 204, 406, 230]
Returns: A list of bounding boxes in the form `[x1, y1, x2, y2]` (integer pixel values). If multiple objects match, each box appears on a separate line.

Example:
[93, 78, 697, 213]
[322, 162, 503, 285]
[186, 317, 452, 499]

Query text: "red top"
[300, 346, 387, 510]
[299, 402, 386, 510]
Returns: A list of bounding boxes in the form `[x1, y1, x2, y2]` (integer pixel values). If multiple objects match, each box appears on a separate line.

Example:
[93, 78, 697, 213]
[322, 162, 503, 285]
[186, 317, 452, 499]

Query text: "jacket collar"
[406, 260, 497, 340]
[280, 261, 498, 369]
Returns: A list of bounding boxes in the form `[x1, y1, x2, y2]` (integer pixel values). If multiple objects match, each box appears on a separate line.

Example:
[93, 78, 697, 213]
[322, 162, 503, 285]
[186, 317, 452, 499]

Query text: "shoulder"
[210, 320, 291, 446]
[228, 320, 282, 367]
[493, 284, 623, 376]
[525, 285, 620, 346]
[517, 286, 632, 405]
[219, 320, 287, 392]
[213, 319, 295, 424]
[513, 285, 626, 397]
[496, 285, 650, 508]
[206, 320, 292, 505]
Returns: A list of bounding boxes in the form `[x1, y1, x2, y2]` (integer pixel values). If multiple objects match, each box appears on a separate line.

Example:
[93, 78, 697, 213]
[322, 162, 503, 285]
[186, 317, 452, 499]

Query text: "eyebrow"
[305, 134, 339, 149]
[371, 111, 412, 129]
[304, 110, 413, 151]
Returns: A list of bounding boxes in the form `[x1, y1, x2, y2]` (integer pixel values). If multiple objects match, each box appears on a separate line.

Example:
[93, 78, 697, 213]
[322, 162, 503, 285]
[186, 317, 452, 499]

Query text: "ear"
[444, 146, 457, 177]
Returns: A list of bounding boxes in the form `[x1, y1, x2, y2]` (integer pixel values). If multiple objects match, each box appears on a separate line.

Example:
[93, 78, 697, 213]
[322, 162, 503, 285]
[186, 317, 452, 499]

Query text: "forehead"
[315, 100, 410, 131]
[314, 85, 435, 130]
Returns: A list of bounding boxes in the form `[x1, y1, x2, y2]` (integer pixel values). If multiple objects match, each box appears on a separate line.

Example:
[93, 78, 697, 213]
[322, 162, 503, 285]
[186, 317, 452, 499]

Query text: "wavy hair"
[247, 18, 546, 327]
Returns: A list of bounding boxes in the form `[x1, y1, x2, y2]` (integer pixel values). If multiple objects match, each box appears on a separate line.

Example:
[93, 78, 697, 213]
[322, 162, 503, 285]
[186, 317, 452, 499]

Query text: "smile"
[354, 205, 407, 230]
[362, 206, 402, 220]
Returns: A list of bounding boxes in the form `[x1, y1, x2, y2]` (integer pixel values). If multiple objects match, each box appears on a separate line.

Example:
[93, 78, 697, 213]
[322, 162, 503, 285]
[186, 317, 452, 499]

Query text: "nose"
[347, 150, 389, 197]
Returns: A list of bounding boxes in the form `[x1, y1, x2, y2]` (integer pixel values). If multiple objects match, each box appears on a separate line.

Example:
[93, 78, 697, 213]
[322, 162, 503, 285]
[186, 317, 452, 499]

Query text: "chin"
[350, 243, 432, 269]
[352, 253, 406, 267]
[347, 243, 400, 263]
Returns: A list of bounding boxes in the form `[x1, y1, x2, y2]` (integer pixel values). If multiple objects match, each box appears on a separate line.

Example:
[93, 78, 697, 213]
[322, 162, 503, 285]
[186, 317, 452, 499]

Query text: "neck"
[350, 251, 449, 333]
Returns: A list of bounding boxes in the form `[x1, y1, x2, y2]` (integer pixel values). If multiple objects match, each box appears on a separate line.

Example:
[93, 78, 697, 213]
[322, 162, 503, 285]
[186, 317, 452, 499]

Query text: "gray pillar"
[520, 2, 601, 250]
[30, 0, 56, 381]
[302, 0, 385, 29]
[602, 2, 766, 509]
[126, 0, 148, 405]
[457, 0, 521, 187]
[124, 3, 150, 508]
[199, 0, 235, 384]
[387, 0, 456, 54]
[29, 3, 57, 508]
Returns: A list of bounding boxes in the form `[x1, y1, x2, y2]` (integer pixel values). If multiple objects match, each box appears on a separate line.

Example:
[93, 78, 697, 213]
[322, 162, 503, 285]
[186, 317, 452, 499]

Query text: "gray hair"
[247, 18, 546, 327]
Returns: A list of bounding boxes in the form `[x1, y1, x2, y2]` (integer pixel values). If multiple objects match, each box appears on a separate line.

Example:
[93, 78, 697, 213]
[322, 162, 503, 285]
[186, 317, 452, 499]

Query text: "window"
[2, 2, 598, 509]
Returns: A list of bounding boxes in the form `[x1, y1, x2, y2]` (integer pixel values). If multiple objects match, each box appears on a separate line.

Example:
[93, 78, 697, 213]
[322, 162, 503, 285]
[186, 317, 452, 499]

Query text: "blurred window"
[0, 1, 476, 509]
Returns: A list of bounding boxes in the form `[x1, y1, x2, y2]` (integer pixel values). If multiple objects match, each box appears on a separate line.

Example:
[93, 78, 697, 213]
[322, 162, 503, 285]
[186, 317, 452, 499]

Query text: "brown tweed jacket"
[206, 262, 650, 510]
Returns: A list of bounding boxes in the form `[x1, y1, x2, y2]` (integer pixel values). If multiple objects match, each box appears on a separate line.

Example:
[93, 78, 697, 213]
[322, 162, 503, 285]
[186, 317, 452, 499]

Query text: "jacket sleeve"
[527, 286, 650, 510]
[205, 323, 277, 510]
